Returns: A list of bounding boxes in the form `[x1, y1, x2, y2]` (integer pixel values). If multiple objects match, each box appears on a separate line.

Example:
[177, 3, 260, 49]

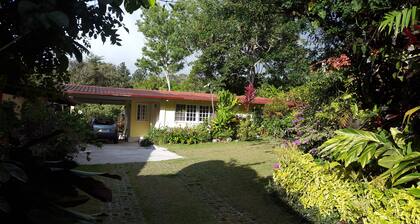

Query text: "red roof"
[64, 84, 271, 105]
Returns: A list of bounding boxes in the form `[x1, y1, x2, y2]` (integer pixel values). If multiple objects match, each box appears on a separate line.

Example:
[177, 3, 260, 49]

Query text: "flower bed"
[272, 145, 420, 224]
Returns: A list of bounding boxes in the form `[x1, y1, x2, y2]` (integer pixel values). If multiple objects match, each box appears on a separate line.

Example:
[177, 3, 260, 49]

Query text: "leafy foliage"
[272, 145, 420, 224]
[237, 118, 258, 141]
[69, 56, 131, 88]
[379, 6, 418, 36]
[160, 0, 309, 94]
[136, 4, 190, 91]
[147, 124, 211, 145]
[319, 127, 419, 187]
[211, 90, 239, 139]
[0, 101, 121, 223]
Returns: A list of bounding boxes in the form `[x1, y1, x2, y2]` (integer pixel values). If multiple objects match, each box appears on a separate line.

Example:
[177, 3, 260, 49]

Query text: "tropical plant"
[379, 6, 418, 36]
[147, 124, 212, 145]
[319, 107, 420, 187]
[272, 145, 420, 224]
[0, 101, 119, 223]
[211, 90, 239, 139]
[237, 118, 258, 141]
[242, 83, 256, 112]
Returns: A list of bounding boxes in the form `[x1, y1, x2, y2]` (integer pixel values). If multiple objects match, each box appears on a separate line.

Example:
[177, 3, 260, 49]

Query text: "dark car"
[91, 118, 118, 143]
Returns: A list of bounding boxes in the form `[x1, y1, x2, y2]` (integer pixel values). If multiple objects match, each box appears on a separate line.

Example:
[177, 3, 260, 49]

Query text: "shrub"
[260, 113, 294, 139]
[211, 90, 239, 139]
[139, 136, 154, 147]
[148, 124, 212, 145]
[237, 118, 258, 141]
[272, 145, 420, 224]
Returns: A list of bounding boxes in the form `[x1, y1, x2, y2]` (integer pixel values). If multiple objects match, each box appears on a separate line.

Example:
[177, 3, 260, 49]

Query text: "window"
[199, 105, 211, 121]
[137, 104, 148, 121]
[175, 104, 186, 121]
[176, 104, 207, 122]
[186, 105, 197, 121]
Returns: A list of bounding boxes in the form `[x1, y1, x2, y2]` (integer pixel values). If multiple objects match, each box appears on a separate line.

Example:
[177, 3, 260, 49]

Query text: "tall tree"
[136, 4, 189, 91]
[69, 55, 131, 88]
[172, 0, 309, 94]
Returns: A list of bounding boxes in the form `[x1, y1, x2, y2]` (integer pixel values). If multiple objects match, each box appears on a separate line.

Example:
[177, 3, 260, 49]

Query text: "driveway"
[74, 143, 182, 165]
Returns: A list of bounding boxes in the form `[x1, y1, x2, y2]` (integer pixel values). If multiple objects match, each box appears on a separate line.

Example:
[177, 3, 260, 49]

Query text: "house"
[64, 84, 271, 141]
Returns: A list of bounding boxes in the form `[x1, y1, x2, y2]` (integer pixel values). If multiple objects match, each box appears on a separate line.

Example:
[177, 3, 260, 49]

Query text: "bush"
[211, 90, 238, 140]
[272, 145, 420, 224]
[2, 100, 98, 160]
[260, 113, 294, 139]
[139, 136, 154, 147]
[148, 124, 212, 145]
[237, 118, 258, 141]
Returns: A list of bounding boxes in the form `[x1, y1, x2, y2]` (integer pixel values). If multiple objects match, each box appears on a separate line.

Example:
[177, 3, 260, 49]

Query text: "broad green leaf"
[393, 173, 420, 186]
[378, 153, 403, 168]
[359, 144, 377, 168]
[407, 188, 420, 198]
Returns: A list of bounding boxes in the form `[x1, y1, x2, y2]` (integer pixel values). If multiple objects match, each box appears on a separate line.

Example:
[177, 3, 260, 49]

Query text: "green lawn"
[77, 141, 306, 224]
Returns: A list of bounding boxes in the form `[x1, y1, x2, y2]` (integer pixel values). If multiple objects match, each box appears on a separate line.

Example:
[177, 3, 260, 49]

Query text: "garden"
[0, 0, 419, 224]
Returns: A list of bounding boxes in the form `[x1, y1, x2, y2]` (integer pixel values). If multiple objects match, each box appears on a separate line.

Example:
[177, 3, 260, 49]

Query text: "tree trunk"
[164, 70, 171, 91]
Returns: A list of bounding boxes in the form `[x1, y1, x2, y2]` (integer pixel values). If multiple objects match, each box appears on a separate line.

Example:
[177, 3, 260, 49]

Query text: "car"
[91, 118, 118, 143]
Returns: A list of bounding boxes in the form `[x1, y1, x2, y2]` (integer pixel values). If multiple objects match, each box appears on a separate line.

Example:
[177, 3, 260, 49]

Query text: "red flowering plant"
[326, 54, 351, 70]
[242, 83, 256, 112]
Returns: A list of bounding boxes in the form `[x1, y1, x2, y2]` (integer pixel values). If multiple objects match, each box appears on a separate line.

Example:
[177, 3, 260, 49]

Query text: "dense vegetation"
[0, 0, 153, 223]
[1, 0, 419, 223]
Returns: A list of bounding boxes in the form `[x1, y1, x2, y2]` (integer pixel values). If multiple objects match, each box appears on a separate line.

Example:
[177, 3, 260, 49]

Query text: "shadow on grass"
[134, 159, 308, 224]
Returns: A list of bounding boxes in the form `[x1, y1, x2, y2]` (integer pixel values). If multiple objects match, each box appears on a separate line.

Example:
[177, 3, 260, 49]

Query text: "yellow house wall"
[128, 98, 250, 139]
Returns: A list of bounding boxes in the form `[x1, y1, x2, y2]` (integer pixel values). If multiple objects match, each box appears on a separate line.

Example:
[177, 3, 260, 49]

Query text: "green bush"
[148, 124, 212, 145]
[260, 113, 294, 138]
[237, 118, 258, 141]
[272, 145, 420, 224]
[211, 90, 239, 139]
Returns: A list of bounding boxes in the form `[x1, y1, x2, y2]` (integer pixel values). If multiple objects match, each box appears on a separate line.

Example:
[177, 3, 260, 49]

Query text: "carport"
[65, 85, 132, 140]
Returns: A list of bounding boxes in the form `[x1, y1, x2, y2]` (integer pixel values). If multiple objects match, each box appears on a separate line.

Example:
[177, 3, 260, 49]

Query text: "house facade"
[64, 84, 271, 141]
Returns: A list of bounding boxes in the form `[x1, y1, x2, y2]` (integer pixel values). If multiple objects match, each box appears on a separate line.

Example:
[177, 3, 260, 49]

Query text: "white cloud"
[87, 8, 145, 73]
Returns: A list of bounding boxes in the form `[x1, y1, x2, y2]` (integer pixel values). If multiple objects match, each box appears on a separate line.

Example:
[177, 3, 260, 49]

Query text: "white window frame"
[199, 105, 211, 122]
[175, 104, 211, 123]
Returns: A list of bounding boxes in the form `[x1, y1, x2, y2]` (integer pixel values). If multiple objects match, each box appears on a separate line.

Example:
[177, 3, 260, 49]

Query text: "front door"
[132, 103, 150, 137]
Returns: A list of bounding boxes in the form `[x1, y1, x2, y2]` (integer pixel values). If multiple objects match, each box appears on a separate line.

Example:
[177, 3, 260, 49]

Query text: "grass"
[76, 141, 305, 224]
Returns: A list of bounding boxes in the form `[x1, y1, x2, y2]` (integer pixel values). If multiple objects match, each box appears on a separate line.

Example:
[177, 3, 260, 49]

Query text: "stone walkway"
[159, 163, 259, 224]
[100, 165, 146, 224]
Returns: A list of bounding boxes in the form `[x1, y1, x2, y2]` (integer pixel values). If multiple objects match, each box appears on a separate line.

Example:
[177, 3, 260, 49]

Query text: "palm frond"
[379, 6, 418, 36]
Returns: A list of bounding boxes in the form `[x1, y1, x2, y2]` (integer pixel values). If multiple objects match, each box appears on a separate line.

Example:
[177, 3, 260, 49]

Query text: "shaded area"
[133, 159, 307, 224]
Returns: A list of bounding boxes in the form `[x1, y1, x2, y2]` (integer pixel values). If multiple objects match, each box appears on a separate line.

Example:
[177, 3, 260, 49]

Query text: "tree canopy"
[136, 0, 310, 94]
[0, 0, 152, 96]
[69, 55, 131, 88]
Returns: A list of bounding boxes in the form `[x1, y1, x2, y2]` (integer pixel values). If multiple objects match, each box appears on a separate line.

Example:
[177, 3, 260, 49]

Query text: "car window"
[93, 118, 115, 125]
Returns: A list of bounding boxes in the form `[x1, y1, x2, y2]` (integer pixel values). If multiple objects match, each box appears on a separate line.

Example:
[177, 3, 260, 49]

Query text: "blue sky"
[88, 9, 145, 73]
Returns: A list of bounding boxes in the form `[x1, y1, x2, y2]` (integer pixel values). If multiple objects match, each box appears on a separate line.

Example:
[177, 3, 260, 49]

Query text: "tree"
[136, 4, 190, 91]
[171, 0, 309, 94]
[0, 1, 153, 222]
[69, 55, 131, 88]
[281, 1, 420, 116]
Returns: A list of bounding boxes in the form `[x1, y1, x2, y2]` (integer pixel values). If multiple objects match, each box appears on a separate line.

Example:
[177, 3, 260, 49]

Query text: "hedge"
[272, 145, 420, 224]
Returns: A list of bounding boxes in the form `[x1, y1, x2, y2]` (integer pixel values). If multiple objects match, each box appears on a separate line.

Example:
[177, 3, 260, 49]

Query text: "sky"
[87, 9, 145, 73]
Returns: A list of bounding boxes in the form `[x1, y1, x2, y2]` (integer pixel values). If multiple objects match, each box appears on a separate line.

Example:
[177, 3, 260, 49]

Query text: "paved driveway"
[74, 143, 182, 165]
